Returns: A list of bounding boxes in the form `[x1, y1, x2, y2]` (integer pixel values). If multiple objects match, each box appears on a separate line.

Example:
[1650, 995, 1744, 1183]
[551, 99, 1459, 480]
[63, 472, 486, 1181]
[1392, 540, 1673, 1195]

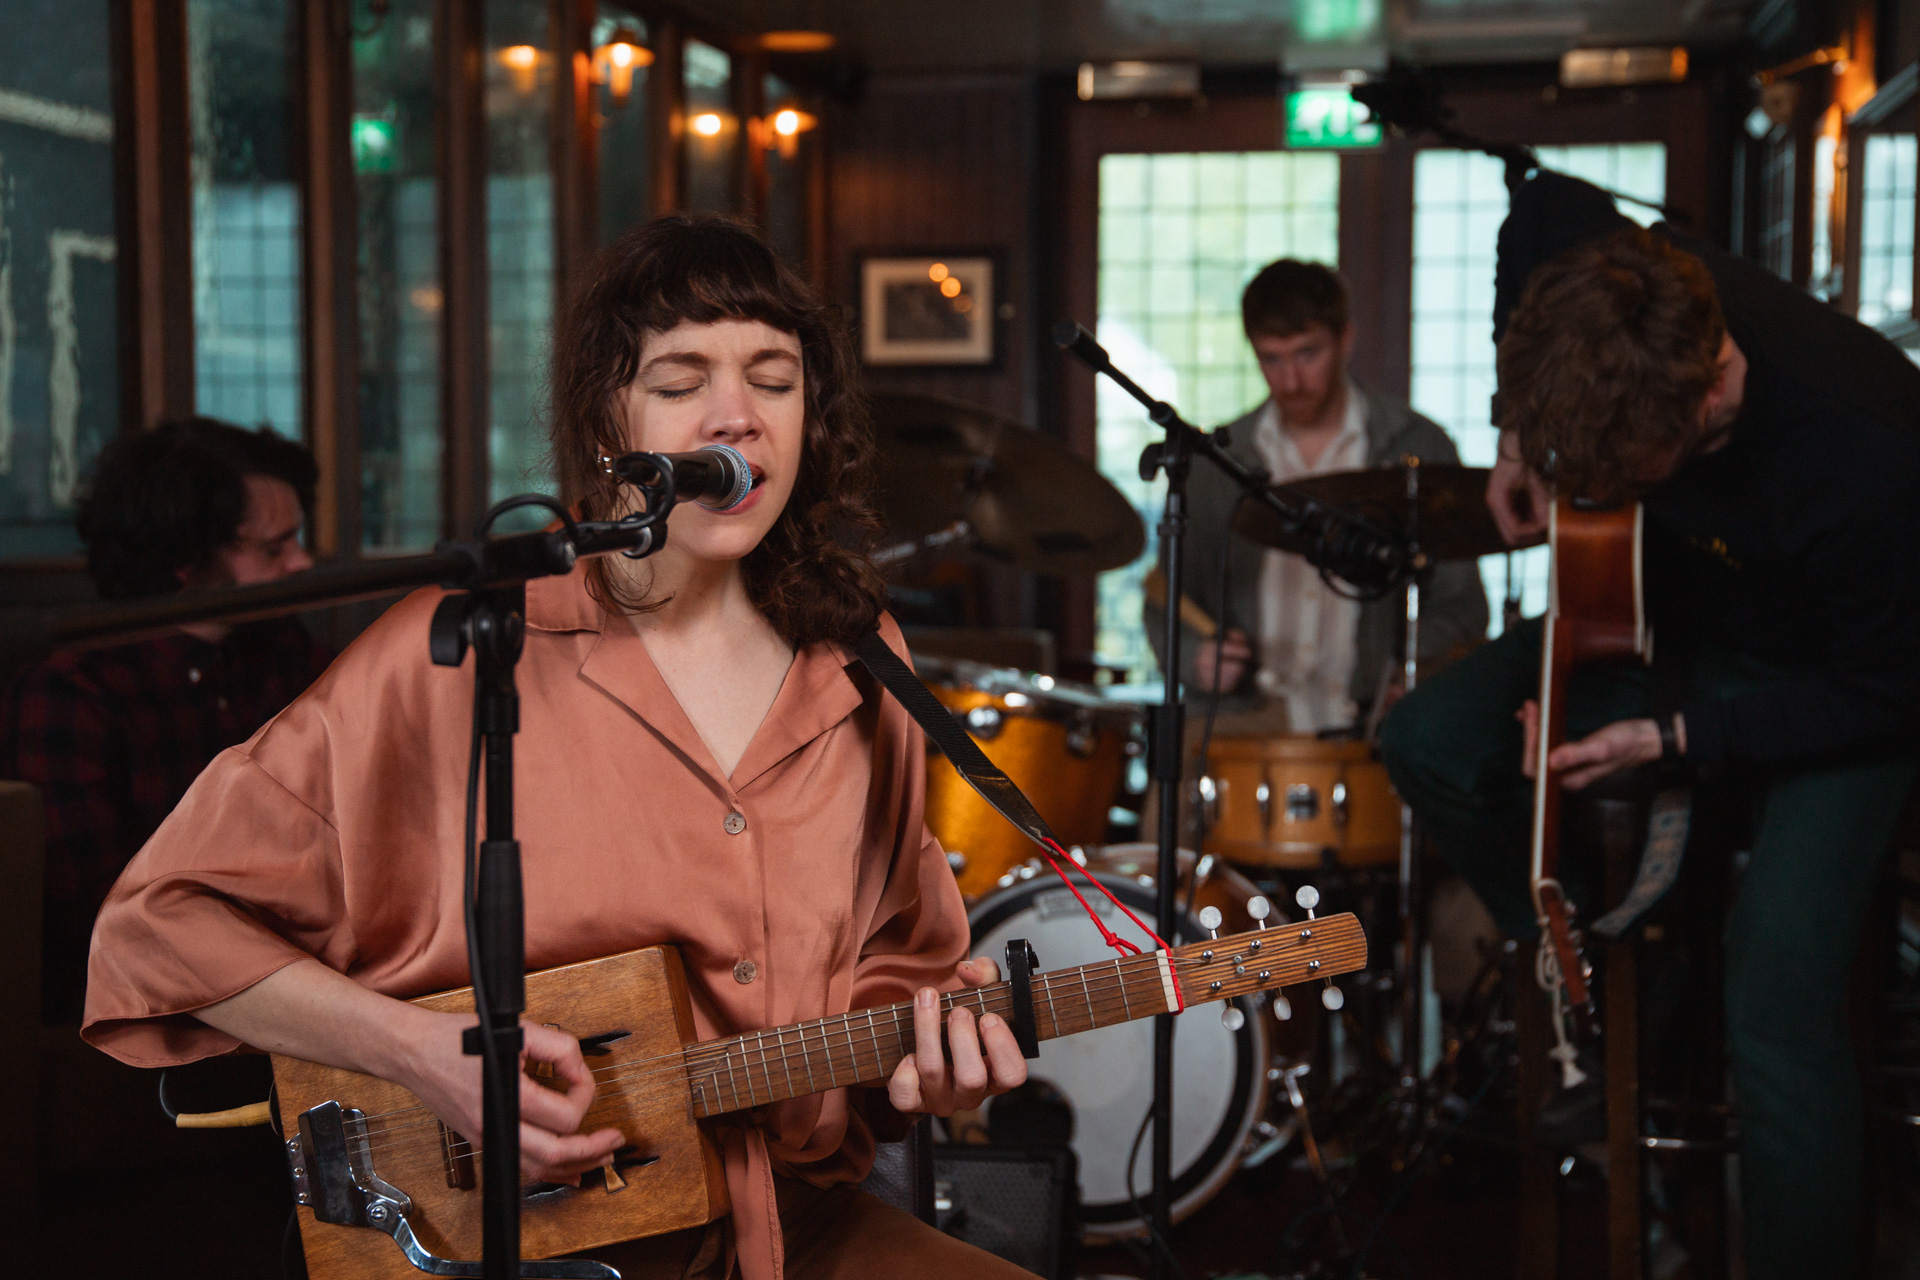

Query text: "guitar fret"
[757, 1030, 776, 1104]
[801, 1024, 818, 1094]
[1115, 958, 1132, 1019]
[775, 1027, 796, 1099]
[1078, 967, 1095, 1031]
[724, 1049, 741, 1111]
[867, 1009, 884, 1079]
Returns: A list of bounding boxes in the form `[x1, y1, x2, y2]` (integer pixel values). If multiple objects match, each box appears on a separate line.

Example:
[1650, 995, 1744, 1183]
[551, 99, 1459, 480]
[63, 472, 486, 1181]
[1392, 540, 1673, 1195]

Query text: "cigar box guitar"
[271, 910, 1368, 1279]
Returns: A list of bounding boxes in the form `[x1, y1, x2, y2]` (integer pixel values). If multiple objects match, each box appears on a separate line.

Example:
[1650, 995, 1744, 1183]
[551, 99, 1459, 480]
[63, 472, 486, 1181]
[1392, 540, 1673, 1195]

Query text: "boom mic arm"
[1052, 322, 1410, 592]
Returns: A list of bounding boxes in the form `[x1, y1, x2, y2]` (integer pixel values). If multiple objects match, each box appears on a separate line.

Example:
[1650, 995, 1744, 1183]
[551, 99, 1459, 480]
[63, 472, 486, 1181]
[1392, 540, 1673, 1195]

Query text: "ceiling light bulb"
[691, 112, 724, 137]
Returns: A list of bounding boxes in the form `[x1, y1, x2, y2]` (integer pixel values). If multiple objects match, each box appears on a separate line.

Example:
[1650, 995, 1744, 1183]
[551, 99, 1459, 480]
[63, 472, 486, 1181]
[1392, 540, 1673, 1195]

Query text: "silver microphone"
[604, 443, 754, 511]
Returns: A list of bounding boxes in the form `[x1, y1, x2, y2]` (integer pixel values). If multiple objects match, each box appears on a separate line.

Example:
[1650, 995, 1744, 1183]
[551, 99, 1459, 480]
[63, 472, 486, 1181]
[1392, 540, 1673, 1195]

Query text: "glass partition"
[352, 0, 442, 550]
[762, 71, 812, 270]
[683, 39, 736, 214]
[485, 0, 556, 506]
[187, 0, 303, 439]
[1095, 151, 1340, 682]
[594, 7, 652, 244]
[0, 0, 119, 555]
[1409, 143, 1665, 625]
[1857, 133, 1916, 327]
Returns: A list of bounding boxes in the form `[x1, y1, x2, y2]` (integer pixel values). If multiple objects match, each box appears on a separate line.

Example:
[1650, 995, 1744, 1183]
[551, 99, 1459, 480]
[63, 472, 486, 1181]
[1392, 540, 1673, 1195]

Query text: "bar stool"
[1514, 772, 1738, 1280]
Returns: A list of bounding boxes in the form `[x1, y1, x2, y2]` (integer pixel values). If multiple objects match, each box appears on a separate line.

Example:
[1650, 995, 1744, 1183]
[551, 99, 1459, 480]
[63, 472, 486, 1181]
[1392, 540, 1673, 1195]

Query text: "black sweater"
[1497, 173, 1920, 769]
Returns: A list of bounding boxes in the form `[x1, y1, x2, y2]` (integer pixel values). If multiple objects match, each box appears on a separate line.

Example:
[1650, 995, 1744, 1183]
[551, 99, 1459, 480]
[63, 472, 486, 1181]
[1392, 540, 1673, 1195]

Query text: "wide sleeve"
[81, 751, 351, 1065]
[81, 589, 451, 1067]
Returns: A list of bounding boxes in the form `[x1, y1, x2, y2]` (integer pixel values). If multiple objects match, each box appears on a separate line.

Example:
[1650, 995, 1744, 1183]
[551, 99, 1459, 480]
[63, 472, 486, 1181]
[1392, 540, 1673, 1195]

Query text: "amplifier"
[933, 1144, 1079, 1280]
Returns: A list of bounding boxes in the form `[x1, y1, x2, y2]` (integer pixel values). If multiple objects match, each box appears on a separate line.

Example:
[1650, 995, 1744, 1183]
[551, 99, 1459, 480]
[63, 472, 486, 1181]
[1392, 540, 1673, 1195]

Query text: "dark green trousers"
[1379, 619, 1918, 1280]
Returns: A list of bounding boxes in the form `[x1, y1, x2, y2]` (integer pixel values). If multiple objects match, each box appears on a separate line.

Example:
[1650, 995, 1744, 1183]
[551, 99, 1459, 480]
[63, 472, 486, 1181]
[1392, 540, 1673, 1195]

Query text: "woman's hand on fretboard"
[885, 957, 1029, 1116]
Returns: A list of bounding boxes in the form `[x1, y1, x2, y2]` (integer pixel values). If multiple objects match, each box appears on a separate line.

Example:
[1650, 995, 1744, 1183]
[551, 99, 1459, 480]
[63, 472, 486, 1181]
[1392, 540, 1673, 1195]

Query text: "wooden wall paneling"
[830, 73, 1044, 422]
[111, 0, 196, 434]
[737, 47, 765, 221]
[552, 0, 600, 306]
[648, 17, 683, 215]
[298, 0, 361, 558]
[828, 73, 1039, 631]
[1339, 142, 1416, 403]
[436, 0, 489, 538]
[1840, 115, 1869, 314]
[805, 92, 829, 295]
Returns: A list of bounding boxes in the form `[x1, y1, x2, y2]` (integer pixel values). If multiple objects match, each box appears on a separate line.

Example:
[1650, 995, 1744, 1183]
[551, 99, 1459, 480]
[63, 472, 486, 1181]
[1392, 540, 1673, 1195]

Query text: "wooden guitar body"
[1530, 499, 1646, 1025]
[272, 947, 727, 1280]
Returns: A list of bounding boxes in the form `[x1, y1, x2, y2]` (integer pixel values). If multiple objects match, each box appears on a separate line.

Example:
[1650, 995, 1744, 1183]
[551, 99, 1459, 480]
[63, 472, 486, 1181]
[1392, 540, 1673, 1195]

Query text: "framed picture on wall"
[858, 252, 997, 366]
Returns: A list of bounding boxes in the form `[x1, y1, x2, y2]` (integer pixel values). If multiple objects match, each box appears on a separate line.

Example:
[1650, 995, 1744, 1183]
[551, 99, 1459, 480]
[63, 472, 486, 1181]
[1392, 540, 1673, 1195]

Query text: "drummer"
[1147, 259, 1487, 735]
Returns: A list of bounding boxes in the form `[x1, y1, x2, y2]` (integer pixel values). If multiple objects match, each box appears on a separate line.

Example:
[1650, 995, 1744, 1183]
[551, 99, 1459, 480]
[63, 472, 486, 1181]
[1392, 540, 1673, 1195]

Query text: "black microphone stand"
[1055, 323, 1412, 1278]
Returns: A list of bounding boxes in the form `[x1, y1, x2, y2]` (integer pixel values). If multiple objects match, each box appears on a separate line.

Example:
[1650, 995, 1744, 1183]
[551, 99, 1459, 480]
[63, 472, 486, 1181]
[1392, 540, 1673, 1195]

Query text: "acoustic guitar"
[1529, 498, 1646, 1058]
[274, 914, 1368, 1279]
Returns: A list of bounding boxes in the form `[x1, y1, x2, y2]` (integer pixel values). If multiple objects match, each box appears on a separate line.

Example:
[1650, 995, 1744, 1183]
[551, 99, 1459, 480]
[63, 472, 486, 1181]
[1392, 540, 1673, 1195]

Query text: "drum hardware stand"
[1055, 322, 1412, 1278]
[1396, 460, 1425, 1088]
[872, 518, 972, 567]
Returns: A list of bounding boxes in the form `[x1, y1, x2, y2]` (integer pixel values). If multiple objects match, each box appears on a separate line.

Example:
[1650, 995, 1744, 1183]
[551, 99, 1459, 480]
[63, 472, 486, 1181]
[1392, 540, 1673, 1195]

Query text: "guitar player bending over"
[1378, 173, 1920, 1280]
[81, 217, 1036, 1279]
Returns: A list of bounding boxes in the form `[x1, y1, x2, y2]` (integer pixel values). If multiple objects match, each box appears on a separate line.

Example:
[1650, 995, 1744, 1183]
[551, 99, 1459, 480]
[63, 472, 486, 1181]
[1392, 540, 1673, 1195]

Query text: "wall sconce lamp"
[498, 43, 541, 94]
[591, 26, 653, 105]
[753, 106, 818, 158]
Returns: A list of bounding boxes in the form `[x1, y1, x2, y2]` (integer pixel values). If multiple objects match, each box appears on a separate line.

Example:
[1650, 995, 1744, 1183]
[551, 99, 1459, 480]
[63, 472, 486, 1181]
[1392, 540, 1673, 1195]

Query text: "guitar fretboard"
[680, 949, 1175, 1118]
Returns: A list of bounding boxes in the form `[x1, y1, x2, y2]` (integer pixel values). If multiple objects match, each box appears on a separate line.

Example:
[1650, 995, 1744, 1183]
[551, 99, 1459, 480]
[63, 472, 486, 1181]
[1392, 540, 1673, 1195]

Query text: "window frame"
[1842, 59, 1920, 349]
[78, 0, 821, 571]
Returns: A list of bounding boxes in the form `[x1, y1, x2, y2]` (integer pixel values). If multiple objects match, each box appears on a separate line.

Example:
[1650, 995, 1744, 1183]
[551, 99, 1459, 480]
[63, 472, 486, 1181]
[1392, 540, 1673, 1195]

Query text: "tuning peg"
[1294, 885, 1320, 920]
[1321, 982, 1344, 1011]
[1272, 994, 1293, 1021]
[1220, 1005, 1245, 1031]
[1247, 895, 1272, 929]
[1197, 905, 1222, 941]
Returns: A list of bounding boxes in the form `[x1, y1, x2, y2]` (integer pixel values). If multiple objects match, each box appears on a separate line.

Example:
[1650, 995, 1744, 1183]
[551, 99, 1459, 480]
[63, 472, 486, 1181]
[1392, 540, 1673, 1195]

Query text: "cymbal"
[870, 392, 1146, 577]
[1233, 462, 1507, 563]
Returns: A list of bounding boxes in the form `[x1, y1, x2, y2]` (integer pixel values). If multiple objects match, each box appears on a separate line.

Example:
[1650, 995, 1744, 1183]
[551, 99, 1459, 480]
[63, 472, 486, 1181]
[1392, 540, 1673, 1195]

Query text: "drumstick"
[1141, 566, 1219, 640]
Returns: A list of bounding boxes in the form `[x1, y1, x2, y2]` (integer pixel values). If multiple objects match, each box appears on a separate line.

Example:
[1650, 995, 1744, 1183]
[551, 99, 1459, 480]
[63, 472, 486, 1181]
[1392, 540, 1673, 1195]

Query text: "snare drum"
[1199, 736, 1400, 869]
[968, 845, 1271, 1240]
[915, 656, 1139, 897]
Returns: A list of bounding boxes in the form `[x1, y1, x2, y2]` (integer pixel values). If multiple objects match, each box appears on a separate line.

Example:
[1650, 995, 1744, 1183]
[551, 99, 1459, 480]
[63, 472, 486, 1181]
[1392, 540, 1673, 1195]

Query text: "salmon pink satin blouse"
[82, 566, 970, 1280]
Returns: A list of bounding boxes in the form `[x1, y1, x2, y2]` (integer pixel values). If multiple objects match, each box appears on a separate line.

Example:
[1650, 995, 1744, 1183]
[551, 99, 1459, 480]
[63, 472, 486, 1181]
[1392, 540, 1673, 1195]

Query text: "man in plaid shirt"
[5, 418, 332, 1022]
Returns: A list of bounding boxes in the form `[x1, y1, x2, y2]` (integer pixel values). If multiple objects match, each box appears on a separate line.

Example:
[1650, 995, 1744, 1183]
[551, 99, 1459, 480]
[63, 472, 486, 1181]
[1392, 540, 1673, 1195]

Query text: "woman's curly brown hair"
[549, 214, 887, 649]
[1492, 226, 1726, 504]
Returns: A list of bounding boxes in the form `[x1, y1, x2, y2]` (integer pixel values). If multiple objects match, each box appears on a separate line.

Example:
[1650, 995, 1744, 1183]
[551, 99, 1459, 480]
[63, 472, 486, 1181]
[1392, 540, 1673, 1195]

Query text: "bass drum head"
[967, 861, 1268, 1240]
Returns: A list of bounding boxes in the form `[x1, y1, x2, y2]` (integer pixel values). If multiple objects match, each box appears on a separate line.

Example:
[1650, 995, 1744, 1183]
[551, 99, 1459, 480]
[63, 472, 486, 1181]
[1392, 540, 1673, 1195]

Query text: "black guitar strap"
[851, 630, 1060, 852]
[853, 631, 1062, 1055]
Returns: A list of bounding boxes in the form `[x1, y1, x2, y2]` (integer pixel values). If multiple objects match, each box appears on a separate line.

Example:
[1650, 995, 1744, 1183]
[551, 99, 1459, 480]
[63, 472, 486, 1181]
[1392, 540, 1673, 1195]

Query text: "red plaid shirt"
[3, 618, 331, 1021]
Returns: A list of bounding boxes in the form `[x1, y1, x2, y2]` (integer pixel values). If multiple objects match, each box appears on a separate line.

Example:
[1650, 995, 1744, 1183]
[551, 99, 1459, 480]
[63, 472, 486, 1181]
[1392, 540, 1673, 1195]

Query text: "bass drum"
[967, 845, 1270, 1241]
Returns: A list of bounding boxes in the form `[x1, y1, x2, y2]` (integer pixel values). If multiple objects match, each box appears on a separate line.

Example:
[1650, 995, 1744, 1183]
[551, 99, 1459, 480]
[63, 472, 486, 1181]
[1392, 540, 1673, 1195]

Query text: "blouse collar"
[525, 564, 867, 792]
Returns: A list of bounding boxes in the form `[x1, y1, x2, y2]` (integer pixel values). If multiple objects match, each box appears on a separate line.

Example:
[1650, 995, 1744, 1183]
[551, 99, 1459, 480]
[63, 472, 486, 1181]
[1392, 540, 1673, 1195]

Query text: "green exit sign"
[351, 116, 398, 174]
[1285, 88, 1382, 150]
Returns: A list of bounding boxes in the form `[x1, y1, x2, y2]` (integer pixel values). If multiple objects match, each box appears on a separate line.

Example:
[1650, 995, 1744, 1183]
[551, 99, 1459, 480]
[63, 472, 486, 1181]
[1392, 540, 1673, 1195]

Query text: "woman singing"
[82, 216, 1032, 1279]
